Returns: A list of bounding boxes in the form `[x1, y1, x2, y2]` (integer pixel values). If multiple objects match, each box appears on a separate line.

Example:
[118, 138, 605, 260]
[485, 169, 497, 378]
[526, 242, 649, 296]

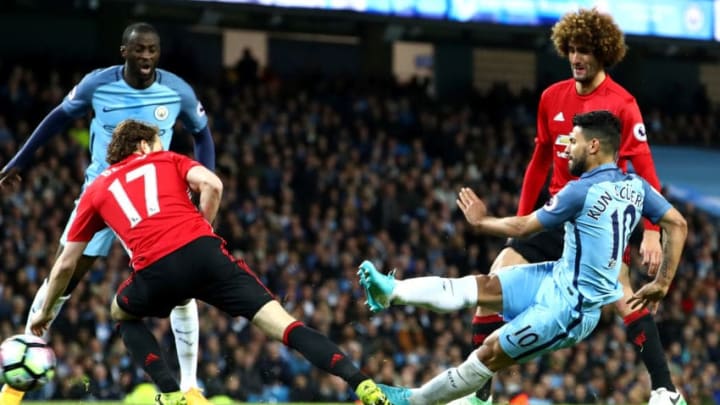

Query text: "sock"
[471, 314, 504, 400]
[118, 319, 180, 393]
[393, 276, 478, 313]
[624, 309, 676, 391]
[170, 299, 200, 392]
[25, 279, 71, 340]
[410, 349, 494, 404]
[283, 321, 367, 389]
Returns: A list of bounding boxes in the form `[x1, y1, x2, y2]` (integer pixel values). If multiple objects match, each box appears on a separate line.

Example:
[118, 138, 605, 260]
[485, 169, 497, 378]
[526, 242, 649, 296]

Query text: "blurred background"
[0, 0, 718, 403]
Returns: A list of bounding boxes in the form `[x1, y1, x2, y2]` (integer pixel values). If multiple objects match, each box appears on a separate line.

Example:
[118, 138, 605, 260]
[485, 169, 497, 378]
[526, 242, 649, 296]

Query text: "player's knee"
[476, 333, 510, 371]
[614, 292, 635, 317]
[252, 300, 298, 341]
[489, 247, 528, 274]
[612, 276, 636, 317]
[110, 296, 136, 321]
[475, 274, 502, 296]
[110, 300, 123, 321]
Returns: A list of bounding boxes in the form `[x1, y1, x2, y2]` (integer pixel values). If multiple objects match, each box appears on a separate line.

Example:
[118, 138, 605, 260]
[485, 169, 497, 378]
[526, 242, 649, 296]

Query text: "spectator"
[0, 63, 717, 403]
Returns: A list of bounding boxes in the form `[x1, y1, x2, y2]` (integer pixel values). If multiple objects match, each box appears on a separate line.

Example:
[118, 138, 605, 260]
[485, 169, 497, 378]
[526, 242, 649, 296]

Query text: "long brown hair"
[106, 119, 159, 164]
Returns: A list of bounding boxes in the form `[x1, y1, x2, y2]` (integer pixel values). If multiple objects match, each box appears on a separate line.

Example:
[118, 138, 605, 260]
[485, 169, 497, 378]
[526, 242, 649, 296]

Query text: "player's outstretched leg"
[118, 318, 186, 402]
[283, 320, 390, 405]
[356, 380, 392, 405]
[250, 300, 389, 405]
[617, 265, 686, 405]
[390, 349, 494, 404]
[358, 260, 396, 311]
[358, 260, 480, 313]
[446, 312, 502, 405]
[449, 246, 528, 405]
[377, 384, 412, 405]
[169, 299, 209, 405]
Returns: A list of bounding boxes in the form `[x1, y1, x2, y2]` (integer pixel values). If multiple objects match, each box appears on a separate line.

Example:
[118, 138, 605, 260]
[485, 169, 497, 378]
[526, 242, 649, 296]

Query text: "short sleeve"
[172, 152, 201, 178]
[640, 178, 672, 224]
[535, 180, 588, 229]
[67, 186, 107, 242]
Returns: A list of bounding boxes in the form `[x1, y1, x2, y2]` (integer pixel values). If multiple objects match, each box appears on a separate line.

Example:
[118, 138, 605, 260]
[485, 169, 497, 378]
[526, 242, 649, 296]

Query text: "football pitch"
[23, 401, 596, 405]
[18, 401, 612, 405]
[22, 400, 344, 405]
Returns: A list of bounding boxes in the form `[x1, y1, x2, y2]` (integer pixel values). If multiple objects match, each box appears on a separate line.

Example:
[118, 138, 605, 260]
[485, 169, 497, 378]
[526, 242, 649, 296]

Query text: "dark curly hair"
[106, 119, 159, 164]
[551, 8, 627, 68]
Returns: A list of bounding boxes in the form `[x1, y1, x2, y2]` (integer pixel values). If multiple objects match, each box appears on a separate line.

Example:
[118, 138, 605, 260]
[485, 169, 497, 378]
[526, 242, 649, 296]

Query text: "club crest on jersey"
[196, 101, 206, 117]
[154, 106, 169, 121]
[555, 134, 571, 145]
[633, 123, 647, 142]
[555, 134, 570, 158]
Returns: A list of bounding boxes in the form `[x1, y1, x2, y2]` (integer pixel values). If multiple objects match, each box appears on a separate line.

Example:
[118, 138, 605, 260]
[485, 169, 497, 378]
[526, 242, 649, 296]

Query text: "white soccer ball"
[0, 334, 56, 391]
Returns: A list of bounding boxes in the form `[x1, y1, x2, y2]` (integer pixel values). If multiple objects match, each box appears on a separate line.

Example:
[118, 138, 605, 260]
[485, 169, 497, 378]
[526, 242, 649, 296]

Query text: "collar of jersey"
[580, 163, 618, 178]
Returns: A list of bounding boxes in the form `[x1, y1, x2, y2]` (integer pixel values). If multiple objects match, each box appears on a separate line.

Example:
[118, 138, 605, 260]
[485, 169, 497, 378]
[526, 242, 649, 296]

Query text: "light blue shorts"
[496, 262, 601, 363]
[60, 198, 115, 257]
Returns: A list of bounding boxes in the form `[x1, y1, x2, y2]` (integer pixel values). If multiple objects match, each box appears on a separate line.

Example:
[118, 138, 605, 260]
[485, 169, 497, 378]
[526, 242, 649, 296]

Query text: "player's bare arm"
[628, 207, 687, 310]
[29, 241, 88, 336]
[457, 187, 544, 238]
[640, 228, 662, 276]
[630, 156, 664, 274]
[186, 165, 222, 223]
[629, 154, 664, 274]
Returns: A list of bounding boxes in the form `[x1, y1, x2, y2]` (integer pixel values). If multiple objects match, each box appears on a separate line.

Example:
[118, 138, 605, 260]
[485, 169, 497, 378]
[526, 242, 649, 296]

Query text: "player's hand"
[640, 229, 662, 276]
[626, 281, 668, 312]
[0, 167, 21, 190]
[457, 187, 487, 226]
[646, 300, 660, 315]
[29, 310, 53, 337]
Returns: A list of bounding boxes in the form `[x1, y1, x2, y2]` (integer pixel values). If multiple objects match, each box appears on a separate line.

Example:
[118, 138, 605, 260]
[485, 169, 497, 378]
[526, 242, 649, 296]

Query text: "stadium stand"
[0, 62, 718, 404]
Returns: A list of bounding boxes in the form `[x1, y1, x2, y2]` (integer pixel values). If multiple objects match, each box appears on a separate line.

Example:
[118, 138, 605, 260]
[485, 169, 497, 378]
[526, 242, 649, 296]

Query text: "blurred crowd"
[0, 61, 718, 405]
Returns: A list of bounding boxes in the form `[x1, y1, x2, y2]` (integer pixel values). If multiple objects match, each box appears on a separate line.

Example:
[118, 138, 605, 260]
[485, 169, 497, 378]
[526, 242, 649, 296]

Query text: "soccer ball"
[0, 334, 56, 391]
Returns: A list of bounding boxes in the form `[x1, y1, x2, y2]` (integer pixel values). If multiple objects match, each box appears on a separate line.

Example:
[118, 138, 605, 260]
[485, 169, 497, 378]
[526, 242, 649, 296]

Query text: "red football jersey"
[518, 75, 662, 224]
[68, 151, 215, 270]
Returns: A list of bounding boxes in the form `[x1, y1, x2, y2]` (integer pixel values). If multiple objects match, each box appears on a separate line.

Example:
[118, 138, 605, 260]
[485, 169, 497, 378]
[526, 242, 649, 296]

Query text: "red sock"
[472, 314, 504, 347]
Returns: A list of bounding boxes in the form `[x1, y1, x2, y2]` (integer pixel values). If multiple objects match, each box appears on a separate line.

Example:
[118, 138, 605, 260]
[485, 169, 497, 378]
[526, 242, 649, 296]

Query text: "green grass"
[22, 400, 350, 405]
[23, 401, 596, 405]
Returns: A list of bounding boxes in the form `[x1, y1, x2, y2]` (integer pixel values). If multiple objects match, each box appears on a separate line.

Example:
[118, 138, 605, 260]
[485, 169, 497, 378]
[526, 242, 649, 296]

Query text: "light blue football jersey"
[536, 163, 672, 309]
[61, 65, 208, 183]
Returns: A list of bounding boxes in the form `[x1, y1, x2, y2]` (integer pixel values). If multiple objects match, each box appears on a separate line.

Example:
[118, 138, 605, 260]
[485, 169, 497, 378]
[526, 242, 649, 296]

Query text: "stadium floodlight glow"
[194, 0, 718, 41]
[715, 0, 720, 40]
